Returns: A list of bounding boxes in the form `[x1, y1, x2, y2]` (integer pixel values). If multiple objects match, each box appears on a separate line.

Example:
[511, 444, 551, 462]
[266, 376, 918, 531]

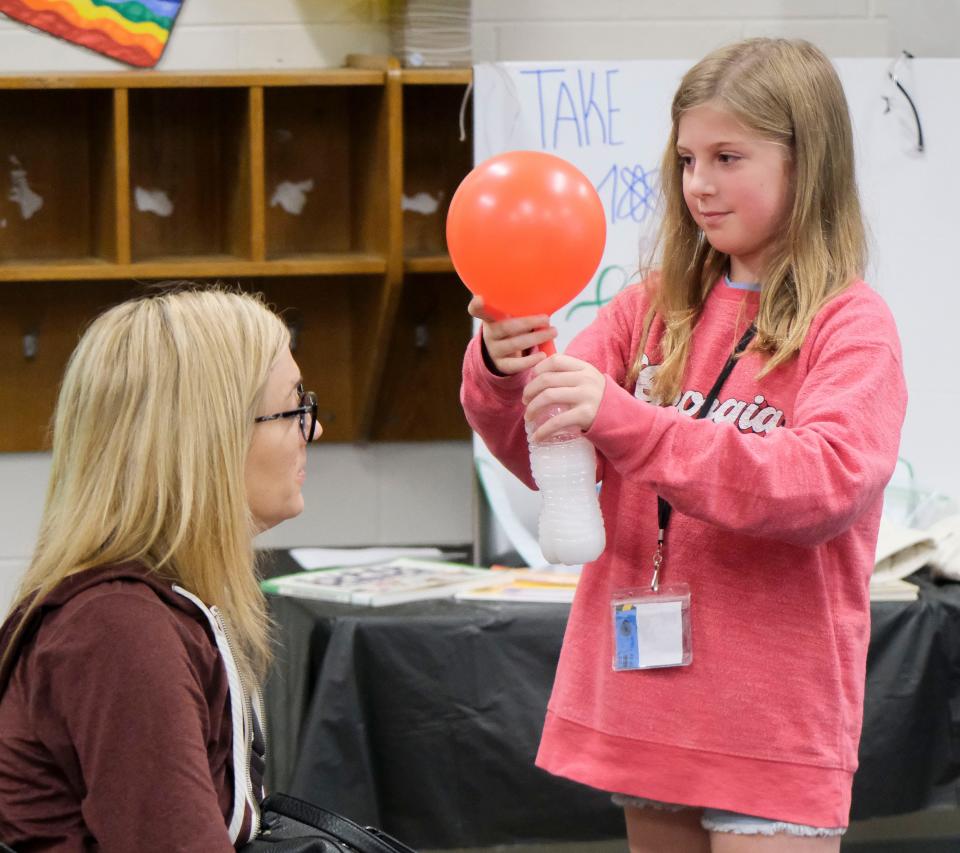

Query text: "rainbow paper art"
[0, 0, 184, 68]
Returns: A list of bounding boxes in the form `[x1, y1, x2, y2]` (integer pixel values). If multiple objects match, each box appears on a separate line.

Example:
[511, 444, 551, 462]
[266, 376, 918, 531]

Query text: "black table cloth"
[262, 552, 960, 849]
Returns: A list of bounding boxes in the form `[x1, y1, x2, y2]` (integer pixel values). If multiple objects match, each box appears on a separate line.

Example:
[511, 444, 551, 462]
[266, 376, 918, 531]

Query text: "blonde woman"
[0, 288, 319, 850]
[462, 39, 907, 851]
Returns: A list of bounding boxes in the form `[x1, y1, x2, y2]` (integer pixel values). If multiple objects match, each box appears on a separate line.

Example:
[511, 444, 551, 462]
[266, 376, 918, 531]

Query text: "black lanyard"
[651, 323, 757, 591]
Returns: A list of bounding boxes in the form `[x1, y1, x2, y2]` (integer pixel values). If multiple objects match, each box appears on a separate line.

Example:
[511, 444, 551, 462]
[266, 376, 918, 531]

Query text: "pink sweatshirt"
[461, 278, 907, 828]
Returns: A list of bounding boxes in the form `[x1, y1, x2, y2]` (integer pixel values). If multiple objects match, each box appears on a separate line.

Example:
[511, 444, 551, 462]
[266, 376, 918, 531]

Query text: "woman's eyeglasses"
[254, 385, 319, 442]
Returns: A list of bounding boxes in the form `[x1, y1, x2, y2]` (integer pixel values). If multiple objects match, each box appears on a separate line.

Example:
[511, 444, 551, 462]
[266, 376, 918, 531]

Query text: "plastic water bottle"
[526, 405, 606, 565]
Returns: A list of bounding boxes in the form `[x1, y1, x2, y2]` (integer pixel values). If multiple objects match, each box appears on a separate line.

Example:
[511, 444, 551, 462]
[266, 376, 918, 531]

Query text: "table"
[262, 553, 960, 849]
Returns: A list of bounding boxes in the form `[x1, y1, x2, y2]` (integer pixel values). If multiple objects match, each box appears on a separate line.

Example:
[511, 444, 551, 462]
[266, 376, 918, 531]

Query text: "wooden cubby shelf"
[0, 59, 474, 451]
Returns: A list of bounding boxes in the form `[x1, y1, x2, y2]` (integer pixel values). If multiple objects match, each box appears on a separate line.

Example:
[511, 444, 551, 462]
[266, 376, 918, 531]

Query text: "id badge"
[611, 584, 691, 671]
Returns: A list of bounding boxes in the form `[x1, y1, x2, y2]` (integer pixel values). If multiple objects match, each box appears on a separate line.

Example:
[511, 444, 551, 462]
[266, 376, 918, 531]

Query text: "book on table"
[454, 569, 580, 604]
[261, 557, 491, 606]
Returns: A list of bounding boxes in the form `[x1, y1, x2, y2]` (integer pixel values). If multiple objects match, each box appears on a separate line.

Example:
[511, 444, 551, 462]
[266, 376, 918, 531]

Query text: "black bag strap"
[652, 323, 756, 590]
[261, 793, 417, 853]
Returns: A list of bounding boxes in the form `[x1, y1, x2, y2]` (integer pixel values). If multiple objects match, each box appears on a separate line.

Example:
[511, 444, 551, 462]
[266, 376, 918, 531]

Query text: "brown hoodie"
[0, 564, 241, 852]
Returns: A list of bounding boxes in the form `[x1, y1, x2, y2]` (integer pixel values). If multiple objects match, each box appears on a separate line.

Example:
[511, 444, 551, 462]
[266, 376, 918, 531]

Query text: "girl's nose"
[688, 164, 715, 197]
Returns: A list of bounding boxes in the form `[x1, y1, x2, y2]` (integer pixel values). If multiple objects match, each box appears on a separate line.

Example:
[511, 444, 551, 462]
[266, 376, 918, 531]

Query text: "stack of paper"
[869, 577, 920, 602]
[389, 0, 472, 68]
[924, 514, 960, 581]
[870, 517, 935, 602]
[262, 557, 489, 607]
[455, 569, 580, 604]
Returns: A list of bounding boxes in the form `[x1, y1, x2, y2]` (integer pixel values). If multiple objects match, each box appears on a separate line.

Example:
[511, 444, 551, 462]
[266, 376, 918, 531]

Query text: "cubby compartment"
[255, 275, 384, 442]
[0, 280, 139, 451]
[264, 85, 389, 261]
[0, 276, 386, 450]
[402, 84, 472, 259]
[0, 65, 476, 450]
[371, 272, 472, 441]
[0, 89, 117, 265]
[129, 88, 252, 262]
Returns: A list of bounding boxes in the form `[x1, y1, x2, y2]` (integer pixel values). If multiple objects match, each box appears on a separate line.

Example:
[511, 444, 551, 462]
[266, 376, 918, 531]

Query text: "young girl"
[461, 38, 907, 852]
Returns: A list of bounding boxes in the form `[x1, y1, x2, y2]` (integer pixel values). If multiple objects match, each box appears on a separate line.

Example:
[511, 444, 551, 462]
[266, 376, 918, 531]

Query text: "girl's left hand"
[522, 354, 606, 443]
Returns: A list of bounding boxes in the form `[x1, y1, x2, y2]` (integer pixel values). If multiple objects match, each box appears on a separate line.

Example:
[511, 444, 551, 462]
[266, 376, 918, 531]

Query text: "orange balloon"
[446, 150, 606, 317]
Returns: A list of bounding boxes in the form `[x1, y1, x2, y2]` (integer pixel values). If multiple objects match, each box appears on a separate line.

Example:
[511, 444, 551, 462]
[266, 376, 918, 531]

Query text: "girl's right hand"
[468, 295, 557, 376]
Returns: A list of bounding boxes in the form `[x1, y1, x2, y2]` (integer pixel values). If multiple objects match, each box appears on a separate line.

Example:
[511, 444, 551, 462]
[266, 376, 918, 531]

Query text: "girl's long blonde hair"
[632, 37, 867, 402]
[3, 286, 290, 688]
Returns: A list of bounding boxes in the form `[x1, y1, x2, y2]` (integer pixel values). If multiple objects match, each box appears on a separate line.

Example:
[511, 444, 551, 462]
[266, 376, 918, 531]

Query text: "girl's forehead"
[677, 102, 756, 140]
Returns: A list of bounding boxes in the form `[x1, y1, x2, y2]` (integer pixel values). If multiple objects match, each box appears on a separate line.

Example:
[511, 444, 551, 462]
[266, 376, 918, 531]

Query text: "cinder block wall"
[472, 0, 960, 60]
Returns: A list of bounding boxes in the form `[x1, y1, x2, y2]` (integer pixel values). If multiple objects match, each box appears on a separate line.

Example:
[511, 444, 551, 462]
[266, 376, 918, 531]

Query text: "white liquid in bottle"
[526, 405, 606, 565]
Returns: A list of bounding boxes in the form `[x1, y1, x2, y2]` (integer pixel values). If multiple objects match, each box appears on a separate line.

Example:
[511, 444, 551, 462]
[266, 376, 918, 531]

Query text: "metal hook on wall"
[22, 330, 39, 360]
[886, 50, 924, 153]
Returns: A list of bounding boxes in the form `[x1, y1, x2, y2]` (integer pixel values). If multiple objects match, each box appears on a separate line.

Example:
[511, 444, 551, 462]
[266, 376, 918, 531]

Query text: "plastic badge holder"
[611, 585, 692, 671]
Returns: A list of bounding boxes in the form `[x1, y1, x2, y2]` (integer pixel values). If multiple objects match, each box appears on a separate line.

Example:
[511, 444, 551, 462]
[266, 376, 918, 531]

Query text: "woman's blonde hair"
[631, 37, 867, 401]
[3, 286, 290, 688]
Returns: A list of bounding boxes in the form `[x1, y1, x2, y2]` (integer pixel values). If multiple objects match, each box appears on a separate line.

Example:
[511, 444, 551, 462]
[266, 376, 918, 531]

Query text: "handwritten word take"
[520, 67, 624, 150]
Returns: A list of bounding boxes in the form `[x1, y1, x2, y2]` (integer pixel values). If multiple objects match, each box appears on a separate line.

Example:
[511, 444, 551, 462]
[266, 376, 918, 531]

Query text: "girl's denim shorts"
[612, 793, 846, 838]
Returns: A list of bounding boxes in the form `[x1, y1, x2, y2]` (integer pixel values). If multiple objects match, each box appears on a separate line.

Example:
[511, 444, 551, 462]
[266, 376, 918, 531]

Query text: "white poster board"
[472, 58, 960, 561]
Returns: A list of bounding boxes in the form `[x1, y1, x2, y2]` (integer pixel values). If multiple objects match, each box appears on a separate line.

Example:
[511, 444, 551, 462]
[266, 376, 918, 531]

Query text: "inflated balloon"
[449, 152, 608, 565]
[446, 150, 606, 321]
